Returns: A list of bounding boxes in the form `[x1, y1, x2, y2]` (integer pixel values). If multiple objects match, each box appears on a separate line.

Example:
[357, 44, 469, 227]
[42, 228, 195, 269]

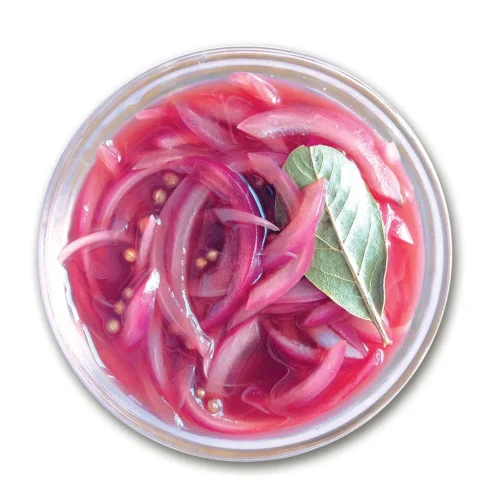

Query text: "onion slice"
[247, 152, 300, 218]
[137, 215, 158, 269]
[246, 180, 325, 310]
[135, 107, 171, 120]
[247, 238, 314, 312]
[165, 158, 261, 330]
[147, 316, 168, 388]
[318, 349, 384, 413]
[229, 72, 281, 105]
[58, 229, 133, 264]
[262, 302, 316, 315]
[152, 179, 213, 356]
[300, 301, 348, 328]
[328, 323, 368, 359]
[274, 279, 326, 304]
[155, 131, 203, 149]
[307, 326, 366, 360]
[95, 142, 121, 177]
[261, 179, 326, 269]
[121, 269, 160, 348]
[213, 207, 279, 232]
[179, 367, 284, 434]
[269, 340, 346, 413]
[262, 318, 320, 364]
[239, 106, 403, 204]
[196, 228, 235, 300]
[206, 318, 261, 397]
[132, 147, 214, 170]
[193, 94, 256, 126]
[241, 386, 273, 414]
[380, 203, 414, 244]
[175, 104, 237, 151]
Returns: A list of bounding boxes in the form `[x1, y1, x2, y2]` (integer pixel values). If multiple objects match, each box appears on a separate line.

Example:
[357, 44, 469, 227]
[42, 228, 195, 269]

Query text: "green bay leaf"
[282, 145, 390, 346]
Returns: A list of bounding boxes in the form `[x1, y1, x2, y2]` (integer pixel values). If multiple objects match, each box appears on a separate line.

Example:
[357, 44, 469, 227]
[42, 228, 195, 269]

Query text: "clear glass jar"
[38, 46, 452, 461]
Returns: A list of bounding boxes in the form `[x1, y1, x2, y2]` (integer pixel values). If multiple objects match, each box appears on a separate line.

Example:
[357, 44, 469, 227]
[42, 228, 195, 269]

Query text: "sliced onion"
[380, 203, 414, 244]
[139, 157, 260, 332]
[152, 179, 213, 356]
[190, 281, 227, 298]
[246, 236, 315, 312]
[246, 180, 325, 311]
[196, 228, 235, 299]
[241, 386, 273, 414]
[175, 103, 237, 151]
[193, 94, 256, 126]
[165, 158, 261, 330]
[71, 162, 114, 238]
[140, 368, 179, 426]
[229, 72, 281, 105]
[214, 207, 279, 231]
[155, 131, 203, 149]
[121, 269, 160, 348]
[328, 323, 368, 359]
[206, 318, 261, 397]
[222, 153, 250, 173]
[137, 215, 158, 269]
[247, 152, 300, 218]
[132, 147, 215, 170]
[95, 142, 121, 177]
[147, 315, 168, 388]
[65, 74, 408, 433]
[262, 302, 316, 315]
[384, 141, 401, 165]
[307, 325, 366, 360]
[260, 136, 290, 154]
[300, 301, 348, 328]
[135, 107, 171, 120]
[180, 367, 284, 433]
[171, 364, 197, 411]
[162, 181, 210, 308]
[238, 106, 403, 204]
[261, 177, 325, 269]
[234, 151, 287, 170]
[319, 349, 384, 412]
[269, 340, 346, 413]
[262, 318, 320, 364]
[98, 168, 169, 226]
[274, 279, 326, 304]
[347, 316, 393, 344]
[58, 229, 133, 264]
[226, 307, 257, 330]
[224, 95, 256, 124]
[260, 251, 299, 273]
[146, 328, 197, 411]
[98, 154, 212, 226]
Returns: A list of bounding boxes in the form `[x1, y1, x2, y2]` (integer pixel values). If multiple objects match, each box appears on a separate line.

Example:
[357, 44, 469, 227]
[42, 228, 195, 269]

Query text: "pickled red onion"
[230, 72, 281, 105]
[214, 207, 280, 231]
[269, 340, 346, 413]
[121, 269, 160, 347]
[206, 318, 261, 397]
[58, 229, 133, 263]
[239, 106, 403, 204]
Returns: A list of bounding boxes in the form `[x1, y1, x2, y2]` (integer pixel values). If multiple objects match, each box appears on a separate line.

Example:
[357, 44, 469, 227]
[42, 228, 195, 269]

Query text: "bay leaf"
[282, 145, 390, 346]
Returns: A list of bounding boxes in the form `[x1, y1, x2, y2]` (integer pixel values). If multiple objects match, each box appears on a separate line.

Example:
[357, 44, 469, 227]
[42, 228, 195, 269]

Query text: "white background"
[1, 1, 499, 498]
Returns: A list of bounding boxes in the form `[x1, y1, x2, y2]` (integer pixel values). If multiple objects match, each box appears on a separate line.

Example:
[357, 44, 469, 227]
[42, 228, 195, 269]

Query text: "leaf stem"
[323, 202, 391, 347]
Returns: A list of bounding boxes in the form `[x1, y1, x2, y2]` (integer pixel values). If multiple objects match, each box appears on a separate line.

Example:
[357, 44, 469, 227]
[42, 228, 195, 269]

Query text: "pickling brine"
[60, 72, 423, 434]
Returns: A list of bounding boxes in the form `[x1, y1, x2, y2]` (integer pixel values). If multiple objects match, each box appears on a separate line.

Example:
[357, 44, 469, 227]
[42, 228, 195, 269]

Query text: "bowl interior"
[38, 47, 451, 461]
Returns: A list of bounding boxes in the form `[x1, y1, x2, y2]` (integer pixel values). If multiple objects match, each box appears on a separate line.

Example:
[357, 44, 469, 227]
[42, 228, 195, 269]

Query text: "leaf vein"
[309, 264, 356, 283]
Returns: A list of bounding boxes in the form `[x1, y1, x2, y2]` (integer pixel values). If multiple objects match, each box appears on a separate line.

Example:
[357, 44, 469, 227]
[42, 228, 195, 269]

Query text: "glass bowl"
[38, 46, 452, 461]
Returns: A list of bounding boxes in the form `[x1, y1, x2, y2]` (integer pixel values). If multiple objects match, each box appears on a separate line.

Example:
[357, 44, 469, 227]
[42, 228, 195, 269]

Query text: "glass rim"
[38, 45, 453, 461]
